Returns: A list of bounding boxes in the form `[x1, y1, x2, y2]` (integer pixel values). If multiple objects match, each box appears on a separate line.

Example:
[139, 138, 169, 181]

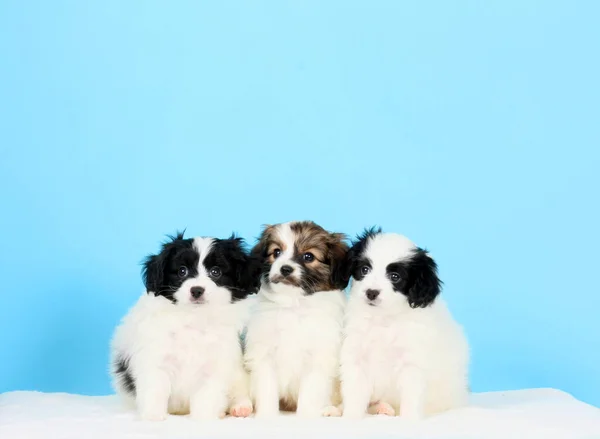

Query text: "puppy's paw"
[321, 405, 342, 417]
[369, 401, 395, 416]
[230, 401, 253, 418]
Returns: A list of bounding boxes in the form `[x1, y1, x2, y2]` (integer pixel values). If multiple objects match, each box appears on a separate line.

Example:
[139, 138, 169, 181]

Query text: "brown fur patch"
[251, 224, 278, 261]
[251, 221, 349, 293]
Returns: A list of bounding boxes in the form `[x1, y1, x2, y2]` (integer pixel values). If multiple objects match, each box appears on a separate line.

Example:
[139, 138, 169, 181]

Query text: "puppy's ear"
[141, 231, 184, 294]
[406, 249, 441, 308]
[142, 252, 165, 294]
[250, 224, 274, 260]
[328, 232, 350, 290]
[340, 241, 358, 286]
[216, 235, 254, 300]
[221, 235, 264, 299]
[240, 254, 263, 295]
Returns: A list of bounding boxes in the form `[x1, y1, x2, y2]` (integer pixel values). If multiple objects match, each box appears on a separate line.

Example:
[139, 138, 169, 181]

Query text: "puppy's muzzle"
[270, 265, 300, 287]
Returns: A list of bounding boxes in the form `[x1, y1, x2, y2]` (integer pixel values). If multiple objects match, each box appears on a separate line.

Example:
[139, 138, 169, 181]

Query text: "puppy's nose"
[190, 286, 205, 299]
[366, 289, 380, 301]
[280, 265, 294, 277]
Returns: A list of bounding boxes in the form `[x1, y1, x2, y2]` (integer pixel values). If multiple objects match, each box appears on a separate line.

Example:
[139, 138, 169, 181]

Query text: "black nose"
[366, 289, 380, 301]
[190, 286, 205, 299]
[280, 265, 294, 277]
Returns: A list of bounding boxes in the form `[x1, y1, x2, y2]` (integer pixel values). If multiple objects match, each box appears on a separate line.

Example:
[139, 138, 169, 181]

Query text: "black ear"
[339, 241, 358, 287]
[141, 230, 185, 294]
[240, 254, 263, 295]
[220, 235, 262, 300]
[141, 252, 165, 294]
[328, 233, 350, 290]
[406, 248, 442, 308]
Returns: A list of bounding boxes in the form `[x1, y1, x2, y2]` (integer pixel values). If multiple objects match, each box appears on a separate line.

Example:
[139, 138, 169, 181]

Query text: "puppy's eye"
[389, 272, 401, 283]
[361, 266, 371, 275]
[178, 266, 188, 278]
[272, 248, 282, 259]
[303, 252, 315, 262]
[209, 266, 222, 278]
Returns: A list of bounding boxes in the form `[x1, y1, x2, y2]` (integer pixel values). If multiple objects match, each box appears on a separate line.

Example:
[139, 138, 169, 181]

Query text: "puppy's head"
[251, 221, 349, 295]
[345, 228, 441, 309]
[142, 231, 258, 306]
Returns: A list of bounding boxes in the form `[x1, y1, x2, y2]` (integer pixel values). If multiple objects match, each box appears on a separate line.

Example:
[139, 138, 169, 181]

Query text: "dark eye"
[389, 272, 401, 283]
[361, 266, 371, 275]
[209, 266, 222, 278]
[272, 248, 282, 259]
[303, 252, 314, 262]
[178, 266, 188, 278]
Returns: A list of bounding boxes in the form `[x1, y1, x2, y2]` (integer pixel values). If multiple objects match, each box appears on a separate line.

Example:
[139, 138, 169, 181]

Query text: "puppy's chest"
[350, 320, 416, 369]
[268, 307, 334, 343]
[248, 306, 339, 364]
[160, 320, 234, 371]
[168, 322, 217, 351]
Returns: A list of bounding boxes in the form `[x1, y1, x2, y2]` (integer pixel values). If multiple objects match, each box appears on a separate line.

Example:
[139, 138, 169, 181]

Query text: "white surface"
[1, 389, 599, 439]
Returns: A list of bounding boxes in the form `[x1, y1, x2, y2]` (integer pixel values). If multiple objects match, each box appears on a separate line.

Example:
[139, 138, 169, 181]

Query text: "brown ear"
[327, 232, 349, 290]
[248, 225, 276, 292]
[250, 224, 275, 259]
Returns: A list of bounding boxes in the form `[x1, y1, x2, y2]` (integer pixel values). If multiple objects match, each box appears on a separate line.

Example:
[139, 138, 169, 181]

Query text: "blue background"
[1, 1, 598, 406]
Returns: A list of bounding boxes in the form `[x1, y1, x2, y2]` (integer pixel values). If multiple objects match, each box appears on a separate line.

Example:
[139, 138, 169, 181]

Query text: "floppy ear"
[328, 233, 350, 290]
[246, 225, 275, 291]
[141, 252, 165, 294]
[406, 249, 442, 308]
[141, 231, 185, 294]
[339, 242, 358, 287]
[250, 225, 274, 260]
[220, 235, 262, 299]
[240, 254, 263, 295]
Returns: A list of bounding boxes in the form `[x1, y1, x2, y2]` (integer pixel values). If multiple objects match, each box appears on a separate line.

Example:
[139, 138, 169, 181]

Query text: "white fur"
[340, 233, 469, 419]
[244, 223, 346, 418]
[110, 237, 253, 421]
[268, 223, 303, 281]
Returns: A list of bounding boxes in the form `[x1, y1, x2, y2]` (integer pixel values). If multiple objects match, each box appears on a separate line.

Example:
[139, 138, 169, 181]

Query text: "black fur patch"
[203, 235, 261, 301]
[141, 231, 198, 303]
[394, 247, 442, 308]
[114, 355, 135, 396]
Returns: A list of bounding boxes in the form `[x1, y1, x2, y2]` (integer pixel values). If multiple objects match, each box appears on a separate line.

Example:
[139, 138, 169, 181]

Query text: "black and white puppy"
[340, 228, 469, 419]
[110, 232, 258, 421]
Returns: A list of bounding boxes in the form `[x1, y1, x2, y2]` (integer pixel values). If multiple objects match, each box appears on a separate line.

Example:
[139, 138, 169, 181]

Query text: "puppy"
[110, 232, 258, 421]
[340, 228, 469, 419]
[244, 221, 348, 418]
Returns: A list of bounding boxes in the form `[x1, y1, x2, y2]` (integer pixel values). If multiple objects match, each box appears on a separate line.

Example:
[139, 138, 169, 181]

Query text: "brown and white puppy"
[243, 221, 348, 418]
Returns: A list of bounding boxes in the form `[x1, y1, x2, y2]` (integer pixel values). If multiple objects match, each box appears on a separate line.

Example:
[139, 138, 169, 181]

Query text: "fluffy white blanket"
[1, 388, 598, 439]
